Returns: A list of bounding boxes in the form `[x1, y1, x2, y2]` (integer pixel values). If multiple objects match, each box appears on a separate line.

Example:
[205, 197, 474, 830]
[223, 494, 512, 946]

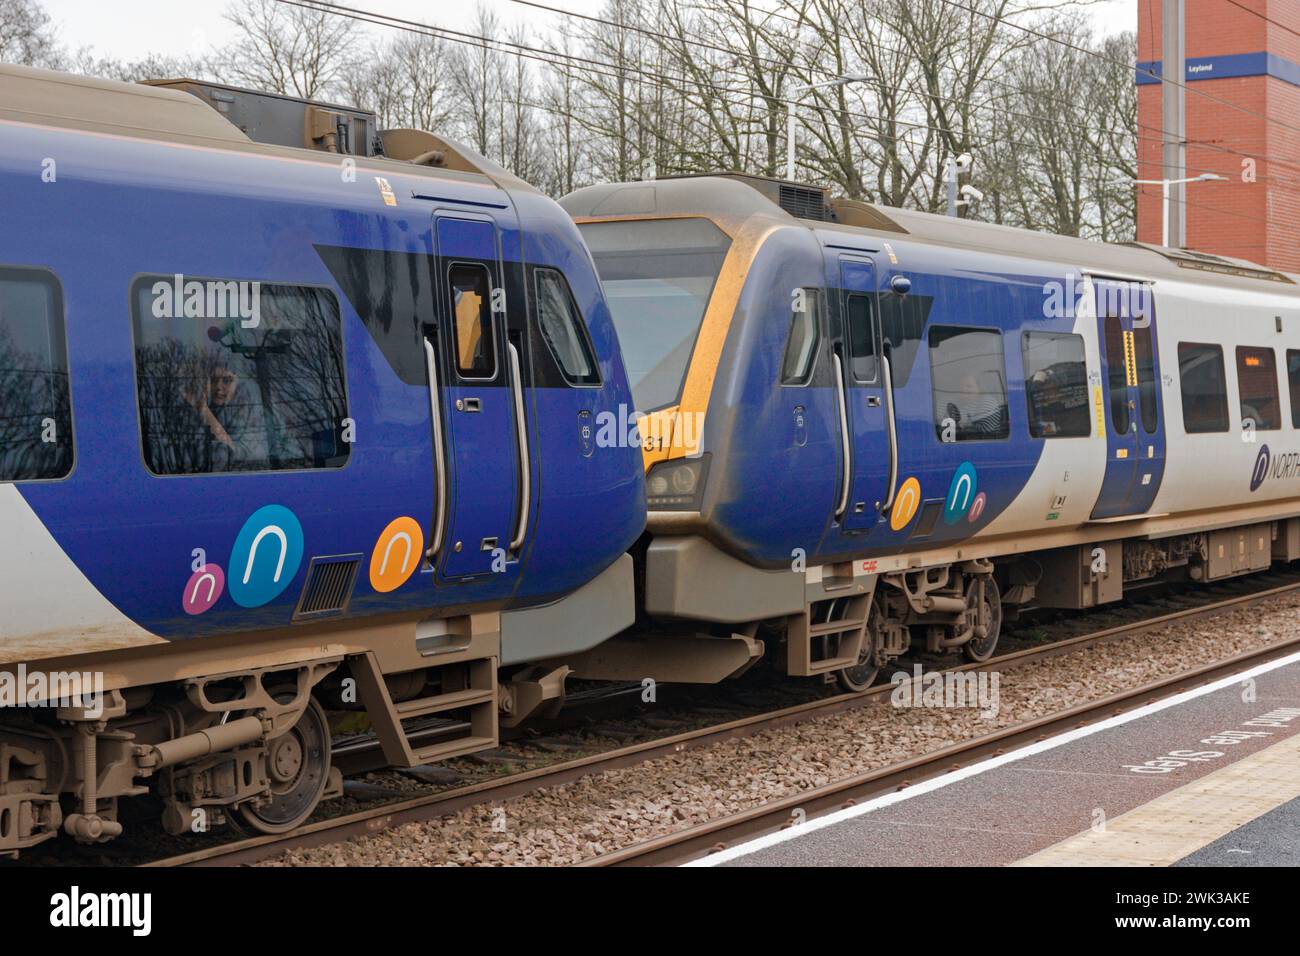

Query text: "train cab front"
[559, 178, 822, 685]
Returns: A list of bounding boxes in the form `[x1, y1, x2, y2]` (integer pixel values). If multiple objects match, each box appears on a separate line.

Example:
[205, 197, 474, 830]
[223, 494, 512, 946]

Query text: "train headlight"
[645, 455, 710, 510]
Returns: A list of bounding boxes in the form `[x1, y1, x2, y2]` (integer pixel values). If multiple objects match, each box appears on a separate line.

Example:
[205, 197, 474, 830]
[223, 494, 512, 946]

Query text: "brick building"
[1137, 0, 1300, 271]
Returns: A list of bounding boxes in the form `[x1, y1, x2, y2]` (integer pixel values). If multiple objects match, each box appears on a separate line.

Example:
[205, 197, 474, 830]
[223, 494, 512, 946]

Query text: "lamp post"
[786, 75, 867, 181]
[1132, 173, 1228, 247]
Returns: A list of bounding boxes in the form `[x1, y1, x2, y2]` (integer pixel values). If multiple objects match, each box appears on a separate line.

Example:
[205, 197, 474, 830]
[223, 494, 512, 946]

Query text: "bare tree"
[221, 0, 356, 99]
[449, 4, 504, 157]
[20, 0, 1137, 239]
[0, 0, 59, 66]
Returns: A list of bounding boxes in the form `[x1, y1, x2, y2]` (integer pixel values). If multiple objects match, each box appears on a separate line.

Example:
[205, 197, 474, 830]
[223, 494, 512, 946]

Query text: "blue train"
[0, 65, 642, 849]
[561, 172, 1300, 693]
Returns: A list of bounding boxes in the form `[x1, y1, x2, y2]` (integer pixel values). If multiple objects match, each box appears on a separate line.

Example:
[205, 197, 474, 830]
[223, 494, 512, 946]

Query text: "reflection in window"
[929, 326, 1009, 441]
[1177, 342, 1229, 434]
[579, 218, 730, 412]
[846, 293, 877, 383]
[1022, 332, 1090, 438]
[1235, 346, 1280, 430]
[0, 269, 72, 481]
[449, 264, 495, 378]
[780, 289, 819, 385]
[534, 268, 599, 386]
[132, 278, 350, 475]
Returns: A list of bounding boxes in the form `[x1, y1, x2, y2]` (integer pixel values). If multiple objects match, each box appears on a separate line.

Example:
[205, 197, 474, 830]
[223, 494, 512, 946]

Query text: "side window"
[1021, 331, 1090, 438]
[1102, 315, 1129, 436]
[1288, 350, 1300, 428]
[448, 264, 496, 378]
[534, 268, 600, 386]
[0, 267, 73, 481]
[929, 326, 1009, 441]
[1235, 346, 1280, 431]
[132, 277, 351, 475]
[1177, 342, 1229, 434]
[846, 293, 877, 382]
[779, 288, 820, 385]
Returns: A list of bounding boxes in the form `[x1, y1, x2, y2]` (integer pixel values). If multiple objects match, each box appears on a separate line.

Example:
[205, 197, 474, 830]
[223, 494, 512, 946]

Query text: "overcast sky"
[44, 0, 1140, 65]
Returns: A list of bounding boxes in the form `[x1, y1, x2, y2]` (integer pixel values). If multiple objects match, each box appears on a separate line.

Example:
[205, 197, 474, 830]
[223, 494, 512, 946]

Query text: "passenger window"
[1021, 331, 1090, 438]
[534, 268, 600, 386]
[1288, 350, 1300, 428]
[780, 288, 820, 385]
[846, 293, 877, 382]
[929, 326, 1009, 441]
[1235, 346, 1280, 431]
[0, 267, 73, 481]
[1102, 315, 1129, 436]
[1177, 342, 1229, 434]
[132, 276, 351, 475]
[449, 264, 495, 378]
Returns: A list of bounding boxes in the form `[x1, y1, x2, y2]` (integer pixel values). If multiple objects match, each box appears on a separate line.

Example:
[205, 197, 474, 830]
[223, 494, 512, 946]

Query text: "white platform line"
[686, 648, 1300, 866]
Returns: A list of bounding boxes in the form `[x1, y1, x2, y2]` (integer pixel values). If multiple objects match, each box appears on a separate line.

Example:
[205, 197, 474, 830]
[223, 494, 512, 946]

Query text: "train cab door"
[1089, 277, 1166, 519]
[426, 214, 526, 580]
[835, 255, 894, 532]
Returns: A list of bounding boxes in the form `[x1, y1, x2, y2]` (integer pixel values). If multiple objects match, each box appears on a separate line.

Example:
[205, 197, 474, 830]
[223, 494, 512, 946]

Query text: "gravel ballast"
[263, 591, 1300, 866]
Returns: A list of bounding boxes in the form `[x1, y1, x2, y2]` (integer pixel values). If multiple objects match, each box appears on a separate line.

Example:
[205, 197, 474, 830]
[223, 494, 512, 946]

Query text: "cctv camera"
[955, 152, 973, 171]
[960, 184, 984, 201]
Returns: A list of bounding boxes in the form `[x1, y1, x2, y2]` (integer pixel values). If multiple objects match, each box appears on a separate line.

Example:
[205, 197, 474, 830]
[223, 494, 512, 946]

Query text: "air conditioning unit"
[144, 78, 381, 157]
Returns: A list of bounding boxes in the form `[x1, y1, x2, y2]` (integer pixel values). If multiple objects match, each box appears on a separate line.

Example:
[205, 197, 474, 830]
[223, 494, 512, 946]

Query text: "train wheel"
[235, 694, 331, 835]
[837, 612, 882, 693]
[961, 575, 1002, 663]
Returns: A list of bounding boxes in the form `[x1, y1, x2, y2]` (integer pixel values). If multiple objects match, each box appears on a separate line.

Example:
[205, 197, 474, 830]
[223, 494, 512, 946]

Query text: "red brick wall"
[1136, 1, 1300, 270]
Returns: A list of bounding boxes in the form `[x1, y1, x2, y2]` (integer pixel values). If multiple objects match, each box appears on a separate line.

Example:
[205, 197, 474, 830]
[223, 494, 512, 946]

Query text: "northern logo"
[1250, 444, 1270, 492]
[1249, 443, 1300, 492]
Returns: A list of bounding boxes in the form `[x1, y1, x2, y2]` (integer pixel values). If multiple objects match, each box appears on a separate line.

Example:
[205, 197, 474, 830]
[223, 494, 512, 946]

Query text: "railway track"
[142, 573, 1300, 868]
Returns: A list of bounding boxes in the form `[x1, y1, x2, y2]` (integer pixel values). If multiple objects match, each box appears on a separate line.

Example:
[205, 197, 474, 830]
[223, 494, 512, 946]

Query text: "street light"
[1131, 173, 1228, 247]
[786, 75, 868, 181]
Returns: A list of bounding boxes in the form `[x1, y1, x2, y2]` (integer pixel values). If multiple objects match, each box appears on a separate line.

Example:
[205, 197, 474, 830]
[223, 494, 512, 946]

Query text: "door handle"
[880, 353, 899, 512]
[832, 353, 852, 520]
[507, 342, 531, 552]
[867, 395, 881, 407]
[458, 397, 482, 412]
[423, 339, 448, 560]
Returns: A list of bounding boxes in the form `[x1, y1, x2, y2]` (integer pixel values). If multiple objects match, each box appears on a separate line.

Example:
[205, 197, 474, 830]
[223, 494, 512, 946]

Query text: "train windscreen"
[578, 218, 730, 413]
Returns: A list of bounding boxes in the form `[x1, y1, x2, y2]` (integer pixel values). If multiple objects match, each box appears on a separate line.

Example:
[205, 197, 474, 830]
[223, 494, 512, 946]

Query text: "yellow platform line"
[1013, 734, 1300, 867]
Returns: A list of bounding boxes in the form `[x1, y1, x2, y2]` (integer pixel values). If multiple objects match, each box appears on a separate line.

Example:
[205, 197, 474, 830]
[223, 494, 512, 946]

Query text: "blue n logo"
[943, 462, 979, 525]
[228, 504, 305, 608]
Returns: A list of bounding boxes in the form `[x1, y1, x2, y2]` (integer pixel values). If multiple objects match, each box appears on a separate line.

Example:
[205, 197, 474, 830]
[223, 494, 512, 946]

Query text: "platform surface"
[695, 650, 1300, 867]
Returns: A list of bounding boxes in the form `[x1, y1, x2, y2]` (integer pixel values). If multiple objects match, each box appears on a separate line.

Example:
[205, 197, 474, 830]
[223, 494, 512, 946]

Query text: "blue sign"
[1136, 52, 1300, 89]
[228, 504, 305, 608]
